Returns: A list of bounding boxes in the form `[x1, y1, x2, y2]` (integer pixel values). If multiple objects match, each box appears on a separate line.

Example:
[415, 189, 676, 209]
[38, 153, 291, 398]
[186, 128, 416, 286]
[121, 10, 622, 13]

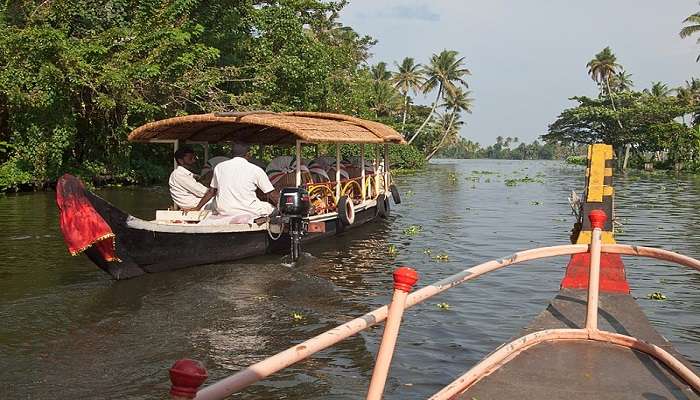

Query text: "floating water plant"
[504, 176, 544, 186]
[291, 312, 305, 321]
[436, 302, 450, 310]
[403, 225, 423, 236]
[447, 172, 458, 184]
[423, 248, 432, 255]
[530, 201, 542, 206]
[387, 244, 398, 256]
[433, 253, 449, 261]
[648, 292, 667, 301]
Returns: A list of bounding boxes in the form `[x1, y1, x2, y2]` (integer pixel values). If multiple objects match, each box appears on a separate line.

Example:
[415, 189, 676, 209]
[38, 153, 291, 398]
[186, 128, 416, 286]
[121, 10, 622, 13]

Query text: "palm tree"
[610, 70, 634, 92]
[587, 47, 629, 169]
[645, 81, 672, 97]
[369, 80, 401, 117]
[677, 78, 700, 125]
[426, 88, 473, 160]
[408, 50, 470, 144]
[680, 7, 700, 61]
[391, 57, 424, 133]
[371, 62, 392, 82]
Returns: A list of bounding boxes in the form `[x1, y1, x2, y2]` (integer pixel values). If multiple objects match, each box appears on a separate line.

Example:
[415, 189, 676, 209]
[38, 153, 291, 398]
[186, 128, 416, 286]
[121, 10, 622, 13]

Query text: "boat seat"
[155, 209, 211, 223]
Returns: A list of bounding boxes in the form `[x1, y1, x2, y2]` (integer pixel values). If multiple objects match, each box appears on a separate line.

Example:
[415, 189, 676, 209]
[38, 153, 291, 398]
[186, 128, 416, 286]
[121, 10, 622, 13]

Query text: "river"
[0, 159, 698, 399]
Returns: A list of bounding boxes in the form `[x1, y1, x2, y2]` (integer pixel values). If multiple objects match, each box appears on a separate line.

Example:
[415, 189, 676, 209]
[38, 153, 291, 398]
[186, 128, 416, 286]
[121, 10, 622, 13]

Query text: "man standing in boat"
[169, 147, 211, 210]
[193, 142, 279, 220]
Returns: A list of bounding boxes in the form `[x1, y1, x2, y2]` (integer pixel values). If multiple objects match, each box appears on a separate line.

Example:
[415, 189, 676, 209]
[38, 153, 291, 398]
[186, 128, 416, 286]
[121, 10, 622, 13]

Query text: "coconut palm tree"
[680, 7, 700, 61]
[408, 50, 470, 145]
[610, 70, 634, 92]
[587, 47, 630, 169]
[371, 62, 392, 82]
[369, 80, 401, 117]
[426, 88, 473, 160]
[645, 81, 672, 97]
[391, 57, 424, 133]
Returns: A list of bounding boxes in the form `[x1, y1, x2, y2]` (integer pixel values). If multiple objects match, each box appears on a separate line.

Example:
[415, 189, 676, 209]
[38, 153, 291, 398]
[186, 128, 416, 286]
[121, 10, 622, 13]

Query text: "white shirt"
[211, 157, 275, 216]
[169, 166, 208, 209]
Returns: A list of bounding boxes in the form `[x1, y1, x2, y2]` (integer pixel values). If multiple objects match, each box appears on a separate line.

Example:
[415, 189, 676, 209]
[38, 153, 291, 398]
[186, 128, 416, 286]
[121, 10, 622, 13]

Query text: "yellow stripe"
[586, 144, 613, 203]
[576, 230, 616, 245]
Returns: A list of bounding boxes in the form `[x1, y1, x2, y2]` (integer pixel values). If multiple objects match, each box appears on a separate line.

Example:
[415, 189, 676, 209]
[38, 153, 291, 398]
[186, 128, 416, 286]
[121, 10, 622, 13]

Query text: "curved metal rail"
[171, 228, 700, 399]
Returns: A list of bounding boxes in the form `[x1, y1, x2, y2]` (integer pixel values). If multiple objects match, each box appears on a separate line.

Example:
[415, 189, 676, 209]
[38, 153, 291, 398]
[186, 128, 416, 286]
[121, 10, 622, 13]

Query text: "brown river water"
[0, 159, 698, 399]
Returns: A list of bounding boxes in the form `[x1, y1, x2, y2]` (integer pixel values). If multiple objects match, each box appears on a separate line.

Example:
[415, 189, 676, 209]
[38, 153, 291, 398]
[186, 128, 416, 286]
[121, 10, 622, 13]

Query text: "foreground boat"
[56, 112, 404, 279]
[164, 144, 699, 399]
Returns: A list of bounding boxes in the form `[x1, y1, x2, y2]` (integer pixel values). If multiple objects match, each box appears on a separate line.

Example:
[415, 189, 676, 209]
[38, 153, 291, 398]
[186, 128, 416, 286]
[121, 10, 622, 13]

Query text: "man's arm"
[180, 174, 208, 197]
[192, 188, 217, 211]
[255, 167, 278, 206]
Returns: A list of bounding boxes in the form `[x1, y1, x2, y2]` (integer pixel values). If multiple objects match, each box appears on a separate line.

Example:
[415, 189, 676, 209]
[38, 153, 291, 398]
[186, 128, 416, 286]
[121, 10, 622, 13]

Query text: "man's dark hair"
[174, 146, 195, 163]
[231, 141, 251, 157]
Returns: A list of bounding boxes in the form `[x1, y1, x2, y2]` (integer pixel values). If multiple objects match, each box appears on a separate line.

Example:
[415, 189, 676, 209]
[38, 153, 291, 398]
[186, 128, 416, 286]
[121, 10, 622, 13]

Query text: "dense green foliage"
[541, 43, 699, 170]
[0, 1, 471, 191]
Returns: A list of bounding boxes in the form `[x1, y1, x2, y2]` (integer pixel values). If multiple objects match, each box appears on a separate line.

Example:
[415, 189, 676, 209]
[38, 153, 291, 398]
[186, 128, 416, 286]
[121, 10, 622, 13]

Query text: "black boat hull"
[83, 191, 383, 279]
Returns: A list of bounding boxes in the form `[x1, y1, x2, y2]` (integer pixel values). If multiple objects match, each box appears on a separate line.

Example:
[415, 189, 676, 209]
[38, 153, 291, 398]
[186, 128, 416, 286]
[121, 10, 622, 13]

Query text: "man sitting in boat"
[169, 147, 210, 210]
[193, 142, 279, 223]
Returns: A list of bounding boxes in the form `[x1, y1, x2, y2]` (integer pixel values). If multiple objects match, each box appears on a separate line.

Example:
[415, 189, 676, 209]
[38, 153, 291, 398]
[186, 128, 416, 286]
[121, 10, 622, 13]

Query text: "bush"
[565, 155, 587, 166]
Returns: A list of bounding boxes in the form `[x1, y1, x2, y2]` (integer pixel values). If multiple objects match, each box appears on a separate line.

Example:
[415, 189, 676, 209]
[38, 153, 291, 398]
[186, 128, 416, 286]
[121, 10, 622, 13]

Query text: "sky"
[339, 0, 700, 145]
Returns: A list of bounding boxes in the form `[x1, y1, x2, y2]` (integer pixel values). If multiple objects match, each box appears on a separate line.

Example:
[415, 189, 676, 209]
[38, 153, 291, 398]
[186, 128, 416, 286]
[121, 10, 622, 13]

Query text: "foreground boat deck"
[457, 288, 699, 399]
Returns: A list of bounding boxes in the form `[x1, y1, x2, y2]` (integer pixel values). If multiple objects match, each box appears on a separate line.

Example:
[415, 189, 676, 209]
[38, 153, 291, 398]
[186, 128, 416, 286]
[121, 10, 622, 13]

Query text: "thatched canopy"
[128, 111, 406, 145]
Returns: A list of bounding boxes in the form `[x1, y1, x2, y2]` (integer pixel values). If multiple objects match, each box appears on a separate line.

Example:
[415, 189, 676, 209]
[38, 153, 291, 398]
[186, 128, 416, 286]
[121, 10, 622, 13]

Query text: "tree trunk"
[425, 112, 456, 160]
[605, 76, 629, 170]
[408, 83, 442, 145]
[400, 94, 409, 134]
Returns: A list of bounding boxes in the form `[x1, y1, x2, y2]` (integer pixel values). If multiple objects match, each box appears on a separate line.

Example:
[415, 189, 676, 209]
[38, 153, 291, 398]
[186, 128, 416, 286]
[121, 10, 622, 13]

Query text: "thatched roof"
[127, 111, 406, 145]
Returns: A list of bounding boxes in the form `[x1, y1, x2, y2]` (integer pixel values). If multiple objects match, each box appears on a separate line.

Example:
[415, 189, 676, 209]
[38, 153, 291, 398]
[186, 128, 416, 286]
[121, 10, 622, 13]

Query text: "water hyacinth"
[648, 292, 667, 301]
[433, 253, 449, 261]
[387, 244, 398, 256]
[404, 225, 423, 236]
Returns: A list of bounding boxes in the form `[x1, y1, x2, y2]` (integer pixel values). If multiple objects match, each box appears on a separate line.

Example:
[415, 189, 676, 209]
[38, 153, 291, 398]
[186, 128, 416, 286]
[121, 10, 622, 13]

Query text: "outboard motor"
[278, 187, 311, 261]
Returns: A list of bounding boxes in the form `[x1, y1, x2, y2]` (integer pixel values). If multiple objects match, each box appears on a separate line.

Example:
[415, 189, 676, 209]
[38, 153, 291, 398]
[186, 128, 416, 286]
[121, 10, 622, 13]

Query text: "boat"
[56, 111, 405, 280]
[164, 144, 699, 400]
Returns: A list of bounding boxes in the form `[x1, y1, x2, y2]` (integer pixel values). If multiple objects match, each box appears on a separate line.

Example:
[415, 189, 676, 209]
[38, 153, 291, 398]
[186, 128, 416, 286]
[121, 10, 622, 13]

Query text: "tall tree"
[587, 47, 630, 169]
[680, 7, 700, 61]
[426, 88, 473, 160]
[610, 70, 634, 92]
[391, 57, 423, 134]
[371, 62, 392, 81]
[408, 50, 470, 144]
[645, 82, 672, 98]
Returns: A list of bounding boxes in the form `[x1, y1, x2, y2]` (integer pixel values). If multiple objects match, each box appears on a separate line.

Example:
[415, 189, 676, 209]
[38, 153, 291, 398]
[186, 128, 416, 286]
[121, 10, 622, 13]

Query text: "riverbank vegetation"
[541, 5, 700, 171]
[0, 1, 479, 192]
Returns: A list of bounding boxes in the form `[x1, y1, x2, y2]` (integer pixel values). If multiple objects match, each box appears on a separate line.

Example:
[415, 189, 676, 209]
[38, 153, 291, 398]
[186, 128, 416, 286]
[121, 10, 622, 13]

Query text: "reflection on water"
[0, 160, 698, 399]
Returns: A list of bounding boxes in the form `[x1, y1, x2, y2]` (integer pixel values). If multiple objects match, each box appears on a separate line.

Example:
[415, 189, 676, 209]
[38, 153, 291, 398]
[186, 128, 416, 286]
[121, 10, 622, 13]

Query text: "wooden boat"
[165, 144, 700, 400]
[56, 112, 405, 280]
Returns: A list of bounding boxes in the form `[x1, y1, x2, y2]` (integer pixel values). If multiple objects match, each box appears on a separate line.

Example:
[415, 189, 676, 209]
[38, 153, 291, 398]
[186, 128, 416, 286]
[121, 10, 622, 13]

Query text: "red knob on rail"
[588, 209, 607, 230]
[169, 359, 208, 399]
[393, 266, 419, 292]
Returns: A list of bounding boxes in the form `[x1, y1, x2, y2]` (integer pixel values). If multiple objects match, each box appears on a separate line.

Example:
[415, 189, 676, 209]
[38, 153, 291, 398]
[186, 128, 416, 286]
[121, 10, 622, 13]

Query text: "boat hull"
[83, 190, 382, 279]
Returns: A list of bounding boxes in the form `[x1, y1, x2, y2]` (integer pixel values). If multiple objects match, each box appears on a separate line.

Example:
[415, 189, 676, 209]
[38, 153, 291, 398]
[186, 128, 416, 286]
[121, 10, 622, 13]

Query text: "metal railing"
[168, 210, 700, 400]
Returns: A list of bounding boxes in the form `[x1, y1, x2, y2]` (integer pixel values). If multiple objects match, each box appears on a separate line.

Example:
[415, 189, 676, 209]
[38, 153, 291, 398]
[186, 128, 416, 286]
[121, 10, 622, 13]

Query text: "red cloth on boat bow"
[56, 174, 119, 262]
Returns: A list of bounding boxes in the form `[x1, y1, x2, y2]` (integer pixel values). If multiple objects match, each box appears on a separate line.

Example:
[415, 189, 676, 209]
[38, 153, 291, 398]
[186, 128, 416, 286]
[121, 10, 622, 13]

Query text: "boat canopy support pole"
[295, 140, 302, 187]
[360, 144, 366, 201]
[203, 143, 209, 164]
[384, 143, 389, 191]
[173, 140, 179, 171]
[335, 144, 341, 201]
